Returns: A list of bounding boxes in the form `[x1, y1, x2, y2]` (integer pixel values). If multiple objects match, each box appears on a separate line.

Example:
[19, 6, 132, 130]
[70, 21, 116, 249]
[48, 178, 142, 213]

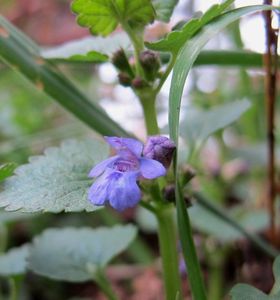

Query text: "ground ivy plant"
[0, 1, 279, 300]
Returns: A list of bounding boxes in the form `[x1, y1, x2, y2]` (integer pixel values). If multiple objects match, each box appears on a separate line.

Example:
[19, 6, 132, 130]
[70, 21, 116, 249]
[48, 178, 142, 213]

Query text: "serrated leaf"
[71, 0, 155, 36]
[28, 225, 137, 282]
[0, 163, 16, 181]
[181, 99, 251, 154]
[41, 32, 130, 63]
[146, 0, 234, 53]
[152, 0, 179, 22]
[0, 244, 29, 276]
[0, 139, 109, 213]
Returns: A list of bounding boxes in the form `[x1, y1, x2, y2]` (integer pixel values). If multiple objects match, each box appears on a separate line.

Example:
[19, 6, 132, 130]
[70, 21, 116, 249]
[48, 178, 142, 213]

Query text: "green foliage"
[0, 245, 29, 276]
[189, 205, 268, 242]
[181, 99, 251, 155]
[71, 0, 155, 36]
[169, 5, 276, 300]
[0, 139, 108, 213]
[230, 256, 280, 299]
[28, 225, 137, 282]
[0, 16, 129, 137]
[0, 163, 16, 181]
[146, 0, 234, 53]
[152, 0, 179, 22]
[41, 32, 130, 63]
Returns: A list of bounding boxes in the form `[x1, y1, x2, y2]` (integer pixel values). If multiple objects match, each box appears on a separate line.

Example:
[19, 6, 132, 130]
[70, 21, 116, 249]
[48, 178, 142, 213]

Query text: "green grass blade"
[169, 5, 278, 300]
[0, 15, 129, 137]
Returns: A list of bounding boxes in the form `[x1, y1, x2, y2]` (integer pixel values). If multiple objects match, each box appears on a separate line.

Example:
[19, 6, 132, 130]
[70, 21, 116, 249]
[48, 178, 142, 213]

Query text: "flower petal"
[107, 171, 141, 211]
[139, 158, 166, 179]
[88, 156, 118, 178]
[105, 137, 143, 157]
[88, 172, 110, 206]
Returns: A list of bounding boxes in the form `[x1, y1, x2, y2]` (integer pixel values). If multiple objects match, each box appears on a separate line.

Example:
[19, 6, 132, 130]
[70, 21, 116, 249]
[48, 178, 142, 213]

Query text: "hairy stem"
[263, 0, 278, 240]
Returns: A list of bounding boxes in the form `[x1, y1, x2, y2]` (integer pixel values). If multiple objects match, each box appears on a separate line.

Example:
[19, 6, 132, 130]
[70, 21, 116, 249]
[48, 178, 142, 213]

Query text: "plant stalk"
[155, 204, 183, 300]
[93, 269, 119, 300]
[140, 92, 160, 135]
[263, 0, 279, 241]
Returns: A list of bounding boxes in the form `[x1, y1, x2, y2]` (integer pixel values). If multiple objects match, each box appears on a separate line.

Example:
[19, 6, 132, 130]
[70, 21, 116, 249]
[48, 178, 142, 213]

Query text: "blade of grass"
[168, 5, 278, 300]
[194, 192, 279, 258]
[0, 16, 130, 137]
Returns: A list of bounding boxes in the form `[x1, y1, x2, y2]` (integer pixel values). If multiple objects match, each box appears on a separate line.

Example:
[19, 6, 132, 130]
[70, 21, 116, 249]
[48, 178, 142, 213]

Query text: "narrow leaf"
[169, 5, 278, 300]
[146, 0, 234, 53]
[0, 139, 109, 213]
[0, 245, 29, 276]
[71, 0, 155, 36]
[0, 163, 17, 181]
[0, 15, 130, 137]
[28, 225, 137, 282]
[152, 0, 179, 22]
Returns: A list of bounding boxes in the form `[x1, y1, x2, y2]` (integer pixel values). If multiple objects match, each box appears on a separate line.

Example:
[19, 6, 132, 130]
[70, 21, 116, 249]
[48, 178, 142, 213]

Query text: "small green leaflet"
[146, 0, 234, 53]
[41, 32, 130, 63]
[230, 256, 280, 299]
[0, 139, 109, 213]
[0, 163, 16, 181]
[152, 0, 179, 22]
[0, 245, 29, 276]
[28, 225, 137, 282]
[71, 0, 155, 36]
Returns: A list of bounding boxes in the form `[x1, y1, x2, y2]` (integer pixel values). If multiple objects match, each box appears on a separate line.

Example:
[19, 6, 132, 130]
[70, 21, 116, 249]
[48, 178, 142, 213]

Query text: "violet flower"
[88, 137, 166, 211]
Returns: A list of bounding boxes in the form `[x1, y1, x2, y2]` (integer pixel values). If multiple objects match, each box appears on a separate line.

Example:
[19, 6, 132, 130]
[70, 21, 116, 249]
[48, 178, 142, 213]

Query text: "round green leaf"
[0, 139, 109, 213]
[28, 225, 137, 282]
[0, 244, 29, 276]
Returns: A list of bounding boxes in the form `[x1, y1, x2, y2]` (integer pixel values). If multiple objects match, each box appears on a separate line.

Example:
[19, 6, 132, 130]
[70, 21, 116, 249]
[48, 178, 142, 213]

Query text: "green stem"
[155, 204, 183, 300]
[140, 93, 160, 135]
[155, 55, 176, 95]
[93, 269, 119, 300]
[9, 278, 20, 300]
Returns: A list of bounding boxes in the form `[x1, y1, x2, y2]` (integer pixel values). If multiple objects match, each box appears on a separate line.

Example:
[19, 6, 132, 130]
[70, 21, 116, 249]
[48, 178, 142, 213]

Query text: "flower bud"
[143, 136, 176, 168]
[139, 50, 160, 81]
[112, 48, 134, 77]
[118, 72, 132, 87]
[131, 77, 148, 89]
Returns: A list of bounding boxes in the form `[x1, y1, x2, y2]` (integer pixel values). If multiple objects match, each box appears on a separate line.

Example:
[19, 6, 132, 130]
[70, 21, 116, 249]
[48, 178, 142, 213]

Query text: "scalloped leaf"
[0, 139, 109, 213]
[0, 244, 29, 276]
[230, 256, 280, 299]
[71, 0, 155, 36]
[28, 225, 137, 282]
[41, 32, 130, 63]
[0, 163, 17, 181]
[146, 0, 234, 53]
[152, 0, 179, 22]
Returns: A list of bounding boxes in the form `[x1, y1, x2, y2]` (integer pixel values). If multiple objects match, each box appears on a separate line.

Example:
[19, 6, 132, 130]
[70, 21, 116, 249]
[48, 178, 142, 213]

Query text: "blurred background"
[0, 0, 279, 299]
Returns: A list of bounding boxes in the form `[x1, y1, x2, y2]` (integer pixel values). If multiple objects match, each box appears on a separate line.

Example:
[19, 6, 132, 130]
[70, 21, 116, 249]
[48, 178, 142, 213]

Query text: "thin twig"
[263, 0, 279, 241]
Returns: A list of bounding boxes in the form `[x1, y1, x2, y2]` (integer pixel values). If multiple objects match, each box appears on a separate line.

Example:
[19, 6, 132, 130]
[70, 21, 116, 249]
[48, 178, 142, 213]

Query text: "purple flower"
[143, 136, 176, 168]
[88, 137, 166, 211]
